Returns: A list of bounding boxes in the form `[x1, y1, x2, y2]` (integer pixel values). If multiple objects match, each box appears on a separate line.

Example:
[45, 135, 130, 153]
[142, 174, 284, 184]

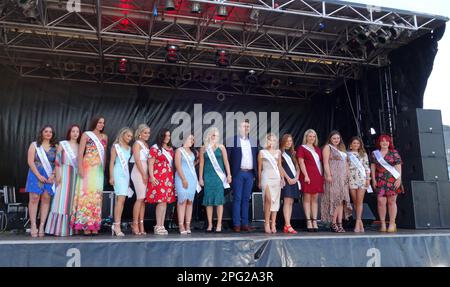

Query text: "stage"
[1, 228, 450, 267]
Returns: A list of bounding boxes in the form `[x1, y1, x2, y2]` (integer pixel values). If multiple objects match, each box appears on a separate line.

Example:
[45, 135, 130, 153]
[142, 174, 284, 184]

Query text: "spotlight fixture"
[182, 72, 192, 81]
[165, 0, 175, 11]
[166, 44, 179, 63]
[157, 69, 167, 79]
[85, 63, 97, 74]
[231, 73, 240, 84]
[204, 71, 215, 82]
[130, 63, 140, 76]
[143, 67, 154, 78]
[215, 49, 229, 67]
[271, 78, 281, 88]
[216, 5, 228, 18]
[318, 22, 326, 31]
[17, 0, 40, 21]
[216, 92, 226, 102]
[104, 63, 114, 74]
[245, 70, 258, 84]
[64, 61, 76, 72]
[118, 58, 128, 73]
[191, 2, 201, 14]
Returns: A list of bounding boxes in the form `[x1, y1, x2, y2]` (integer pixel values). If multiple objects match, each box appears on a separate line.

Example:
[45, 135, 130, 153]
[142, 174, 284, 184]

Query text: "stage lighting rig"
[245, 70, 258, 84]
[215, 50, 229, 67]
[16, 0, 40, 21]
[216, 5, 228, 18]
[191, 2, 201, 14]
[118, 58, 128, 73]
[165, 0, 176, 11]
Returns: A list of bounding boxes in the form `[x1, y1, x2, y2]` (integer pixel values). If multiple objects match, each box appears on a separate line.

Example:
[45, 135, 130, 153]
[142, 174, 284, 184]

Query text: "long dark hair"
[66, 124, 81, 144]
[326, 130, 346, 152]
[156, 128, 172, 150]
[37, 125, 57, 147]
[89, 116, 105, 132]
[280, 134, 298, 166]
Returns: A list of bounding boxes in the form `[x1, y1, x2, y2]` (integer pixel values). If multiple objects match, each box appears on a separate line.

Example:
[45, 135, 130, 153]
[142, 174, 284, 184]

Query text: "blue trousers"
[232, 170, 254, 227]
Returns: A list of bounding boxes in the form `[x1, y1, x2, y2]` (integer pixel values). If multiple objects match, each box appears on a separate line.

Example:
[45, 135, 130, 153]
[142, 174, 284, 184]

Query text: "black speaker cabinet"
[396, 109, 449, 181]
[397, 181, 450, 229]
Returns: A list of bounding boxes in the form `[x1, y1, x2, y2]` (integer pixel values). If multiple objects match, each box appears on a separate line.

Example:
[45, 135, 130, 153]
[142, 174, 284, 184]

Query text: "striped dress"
[45, 146, 78, 236]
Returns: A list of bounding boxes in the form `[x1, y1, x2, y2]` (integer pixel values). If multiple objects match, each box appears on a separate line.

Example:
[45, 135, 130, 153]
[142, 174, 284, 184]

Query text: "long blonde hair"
[134, 124, 150, 141]
[302, 129, 319, 146]
[114, 127, 133, 145]
[204, 127, 220, 146]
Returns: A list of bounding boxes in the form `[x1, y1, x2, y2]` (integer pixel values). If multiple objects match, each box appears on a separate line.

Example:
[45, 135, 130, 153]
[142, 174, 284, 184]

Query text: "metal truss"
[0, 0, 446, 99]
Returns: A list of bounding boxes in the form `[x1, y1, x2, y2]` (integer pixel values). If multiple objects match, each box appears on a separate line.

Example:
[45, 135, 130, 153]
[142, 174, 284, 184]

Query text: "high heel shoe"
[283, 225, 298, 234]
[185, 221, 191, 234]
[312, 219, 319, 232]
[379, 221, 387, 232]
[337, 222, 346, 233]
[30, 224, 38, 238]
[179, 222, 188, 235]
[330, 223, 340, 233]
[387, 223, 397, 233]
[131, 221, 140, 235]
[306, 219, 314, 232]
[112, 222, 125, 237]
[38, 224, 45, 237]
[139, 220, 147, 235]
[264, 222, 272, 234]
[154, 225, 168, 235]
[215, 224, 222, 233]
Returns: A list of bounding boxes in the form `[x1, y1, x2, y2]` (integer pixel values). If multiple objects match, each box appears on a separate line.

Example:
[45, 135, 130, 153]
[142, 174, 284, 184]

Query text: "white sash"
[152, 144, 173, 167]
[206, 145, 230, 189]
[302, 145, 323, 175]
[60, 140, 77, 168]
[86, 131, 105, 168]
[348, 152, 373, 193]
[261, 150, 281, 179]
[114, 144, 133, 198]
[329, 144, 347, 161]
[373, 150, 400, 179]
[131, 140, 149, 163]
[282, 152, 301, 189]
[180, 147, 201, 193]
[33, 142, 55, 192]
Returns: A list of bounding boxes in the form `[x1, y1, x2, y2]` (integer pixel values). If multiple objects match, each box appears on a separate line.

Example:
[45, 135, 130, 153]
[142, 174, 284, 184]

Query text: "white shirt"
[240, 137, 253, 170]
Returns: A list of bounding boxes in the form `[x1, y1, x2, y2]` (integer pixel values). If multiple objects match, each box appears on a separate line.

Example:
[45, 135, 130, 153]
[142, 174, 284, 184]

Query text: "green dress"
[203, 147, 225, 206]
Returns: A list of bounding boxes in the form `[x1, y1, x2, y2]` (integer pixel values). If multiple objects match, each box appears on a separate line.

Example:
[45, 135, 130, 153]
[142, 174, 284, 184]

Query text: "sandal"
[337, 222, 346, 233]
[283, 225, 298, 234]
[312, 219, 319, 232]
[131, 221, 140, 235]
[38, 224, 45, 237]
[306, 219, 314, 232]
[264, 222, 272, 234]
[139, 220, 147, 235]
[185, 221, 191, 234]
[330, 223, 340, 233]
[30, 224, 38, 238]
[154, 225, 168, 235]
[112, 222, 125, 237]
[380, 221, 387, 232]
[179, 222, 187, 235]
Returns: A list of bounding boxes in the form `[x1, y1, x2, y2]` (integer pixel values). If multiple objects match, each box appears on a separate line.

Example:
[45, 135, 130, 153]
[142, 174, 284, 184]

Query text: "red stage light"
[166, 45, 179, 63]
[216, 50, 229, 67]
[118, 58, 128, 73]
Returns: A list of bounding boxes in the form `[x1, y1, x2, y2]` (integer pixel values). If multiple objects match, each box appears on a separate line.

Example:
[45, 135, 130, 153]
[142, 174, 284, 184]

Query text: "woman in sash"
[26, 125, 58, 237]
[348, 137, 370, 233]
[175, 134, 199, 234]
[45, 125, 80, 236]
[258, 133, 284, 234]
[297, 129, 323, 232]
[279, 134, 300, 234]
[322, 131, 352, 233]
[131, 124, 151, 235]
[109, 127, 133, 236]
[370, 134, 403, 233]
[147, 128, 176, 235]
[199, 127, 232, 233]
[71, 116, 108, 236]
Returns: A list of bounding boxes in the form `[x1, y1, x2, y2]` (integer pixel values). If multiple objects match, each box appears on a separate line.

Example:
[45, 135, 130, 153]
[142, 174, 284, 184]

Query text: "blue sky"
[343, 0, 450, 125]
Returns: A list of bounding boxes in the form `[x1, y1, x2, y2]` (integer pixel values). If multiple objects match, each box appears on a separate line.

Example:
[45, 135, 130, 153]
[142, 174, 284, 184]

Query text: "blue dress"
[113, 145, 131, 197]
[175, 149, 197, 204]
[26, 144, 57, 196]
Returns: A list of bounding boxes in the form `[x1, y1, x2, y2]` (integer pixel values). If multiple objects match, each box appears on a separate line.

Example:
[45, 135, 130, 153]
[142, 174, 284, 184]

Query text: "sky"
[343, 0, 450, 125]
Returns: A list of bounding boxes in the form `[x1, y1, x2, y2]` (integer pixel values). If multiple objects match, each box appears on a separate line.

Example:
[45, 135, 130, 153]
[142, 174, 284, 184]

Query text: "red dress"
[146, 146, 176, 204]
[296, 145, 324, 194]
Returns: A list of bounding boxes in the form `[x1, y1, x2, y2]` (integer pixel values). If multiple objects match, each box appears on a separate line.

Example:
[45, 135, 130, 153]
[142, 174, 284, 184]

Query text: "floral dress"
[146, 146, 176, 204]
[348, 151, 370, 190]
[371, 149, 403, 197]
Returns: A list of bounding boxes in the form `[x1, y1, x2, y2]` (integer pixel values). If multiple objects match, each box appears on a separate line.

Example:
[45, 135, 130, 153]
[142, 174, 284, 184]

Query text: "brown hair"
[280, 134, 298, 166]
[89, 116, 105, 133]
[326, 130, 346, 152]
[348, 136, 367, 157]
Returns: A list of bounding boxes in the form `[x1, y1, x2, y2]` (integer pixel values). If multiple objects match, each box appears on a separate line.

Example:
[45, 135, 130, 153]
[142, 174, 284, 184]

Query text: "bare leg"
[311, 194, 319, 229]
[113, 196, 126, 234]
[270, 211, 277, 233]
[216, 205, 223, 232]
[387, 195, 398, 231]
[264, 186, 272, 233]
[28, 193, 40, 237]
[206, 206, 213, 231]
[377, 196, 387, 231]
[132, 198, 143, 234]
[139, 203, 146, 234]
[39, 191, 52, 235]
[283, 197, 294, 228]
[303, 193, 312, 229]
[177, 201, 186, 232]
[356, 189, 365, 231]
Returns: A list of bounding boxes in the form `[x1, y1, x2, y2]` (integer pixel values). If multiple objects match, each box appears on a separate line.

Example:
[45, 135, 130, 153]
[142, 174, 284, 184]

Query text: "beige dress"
[321, 145, 352, 223]
[348, 151, 370, 190]
[260, 149, 282, 212]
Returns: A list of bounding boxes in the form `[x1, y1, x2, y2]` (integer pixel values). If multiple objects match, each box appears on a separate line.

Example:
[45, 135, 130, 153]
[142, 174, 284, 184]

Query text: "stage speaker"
[397, 181, 450, 229]
[396, 109, 449, 181]
[252, 192, 264, 221]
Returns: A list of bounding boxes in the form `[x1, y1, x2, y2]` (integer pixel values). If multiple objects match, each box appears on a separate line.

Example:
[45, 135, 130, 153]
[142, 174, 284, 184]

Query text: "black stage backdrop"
[0, 23, 445, 192]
